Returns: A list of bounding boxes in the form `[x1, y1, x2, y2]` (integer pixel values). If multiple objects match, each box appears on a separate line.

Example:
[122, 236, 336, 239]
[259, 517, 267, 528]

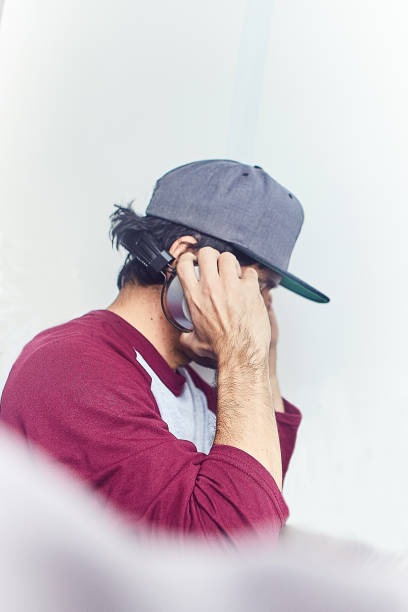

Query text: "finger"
[241, 266, 259, 285]
[179, 332, 215, 359]
[176, 251, 199, 296]
[217, 251, 242, 285]
[196, 246, 221, 287]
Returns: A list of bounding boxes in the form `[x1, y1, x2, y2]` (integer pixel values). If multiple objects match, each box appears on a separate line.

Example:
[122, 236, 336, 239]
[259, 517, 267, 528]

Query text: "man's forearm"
[213, 357, 283, 491]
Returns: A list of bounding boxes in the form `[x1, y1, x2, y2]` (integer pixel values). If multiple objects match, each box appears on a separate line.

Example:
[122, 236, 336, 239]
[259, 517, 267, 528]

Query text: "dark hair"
[109, 202, 264, 290]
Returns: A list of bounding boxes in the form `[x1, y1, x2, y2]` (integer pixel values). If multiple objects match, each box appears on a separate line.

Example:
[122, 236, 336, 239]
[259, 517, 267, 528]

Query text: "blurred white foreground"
[0, 425, 406, 612]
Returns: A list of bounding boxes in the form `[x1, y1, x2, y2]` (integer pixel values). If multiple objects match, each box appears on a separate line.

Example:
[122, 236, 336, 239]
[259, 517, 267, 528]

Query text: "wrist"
[217, 344, 270, 373]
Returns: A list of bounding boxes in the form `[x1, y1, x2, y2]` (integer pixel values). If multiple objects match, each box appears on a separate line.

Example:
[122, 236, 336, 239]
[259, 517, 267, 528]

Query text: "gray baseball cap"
[146, 159, 329, 303]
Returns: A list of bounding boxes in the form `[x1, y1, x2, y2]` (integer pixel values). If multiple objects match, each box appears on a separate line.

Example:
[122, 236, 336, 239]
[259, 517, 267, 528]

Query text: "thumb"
[179, 331, 216, 360]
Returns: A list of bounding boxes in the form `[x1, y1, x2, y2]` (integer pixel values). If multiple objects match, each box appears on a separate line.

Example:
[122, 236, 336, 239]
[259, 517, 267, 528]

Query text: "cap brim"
[276, 269, 330, 303]
[234, 244, 330, 303]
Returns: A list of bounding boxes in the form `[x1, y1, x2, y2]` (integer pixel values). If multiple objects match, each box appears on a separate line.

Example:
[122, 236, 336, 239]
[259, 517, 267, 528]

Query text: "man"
[0, 159, 329, 541]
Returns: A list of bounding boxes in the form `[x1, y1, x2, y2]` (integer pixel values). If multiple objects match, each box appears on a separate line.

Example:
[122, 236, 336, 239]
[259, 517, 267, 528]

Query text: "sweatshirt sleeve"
[186, 367, 302, 487]
[276, 398, 302, 484]
[0, 340, 289, 542]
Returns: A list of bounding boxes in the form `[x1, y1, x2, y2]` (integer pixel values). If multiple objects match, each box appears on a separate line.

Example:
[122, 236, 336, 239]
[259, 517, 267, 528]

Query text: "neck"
[106, 282, 191, 371]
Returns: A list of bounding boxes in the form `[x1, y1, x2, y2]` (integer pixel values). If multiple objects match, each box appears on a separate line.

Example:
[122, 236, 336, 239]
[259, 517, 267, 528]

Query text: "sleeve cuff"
[209, 443, 289, 526]
[276, 397, 302, 427]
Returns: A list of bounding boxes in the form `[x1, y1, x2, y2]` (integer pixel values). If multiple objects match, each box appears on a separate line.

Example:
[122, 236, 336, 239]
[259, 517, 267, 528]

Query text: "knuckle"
[219, 251, 237, 261]
[201, 282, 216, 301]
[199, 246, 220, 256]
[177, 251, 194, 262]
[219, 252, 242, 278]
[200, 281, 218, 301]
[245, 267, 259, 280]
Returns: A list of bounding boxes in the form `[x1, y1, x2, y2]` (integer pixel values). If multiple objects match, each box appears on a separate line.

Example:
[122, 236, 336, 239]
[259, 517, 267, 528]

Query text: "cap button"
[253, 165, 262, 169]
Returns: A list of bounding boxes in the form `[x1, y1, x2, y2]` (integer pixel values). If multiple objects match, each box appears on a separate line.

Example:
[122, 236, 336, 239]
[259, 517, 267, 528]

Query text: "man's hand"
[176, 248, 282, 488]
[260, 287, 285, 414]
[177, 249, 272, 367]
[260, 287, 278, 374]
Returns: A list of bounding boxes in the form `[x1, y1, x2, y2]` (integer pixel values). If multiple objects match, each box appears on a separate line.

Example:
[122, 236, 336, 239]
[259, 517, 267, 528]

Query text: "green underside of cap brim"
[233, 243, 330, 303]
[278, 273, 330, 303]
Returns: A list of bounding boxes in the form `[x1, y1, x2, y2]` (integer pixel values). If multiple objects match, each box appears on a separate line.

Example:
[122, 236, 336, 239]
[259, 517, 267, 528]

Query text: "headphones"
[129, 232, 196, 333]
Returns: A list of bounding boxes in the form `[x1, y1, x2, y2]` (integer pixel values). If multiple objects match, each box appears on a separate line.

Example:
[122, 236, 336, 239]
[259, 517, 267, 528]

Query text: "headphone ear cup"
[164, 265, 200, 332]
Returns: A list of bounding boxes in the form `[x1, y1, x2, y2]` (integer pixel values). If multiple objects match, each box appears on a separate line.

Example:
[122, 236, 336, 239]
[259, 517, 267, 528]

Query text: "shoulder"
[4, 311, 152, 392]
[1, 314, 159, 430]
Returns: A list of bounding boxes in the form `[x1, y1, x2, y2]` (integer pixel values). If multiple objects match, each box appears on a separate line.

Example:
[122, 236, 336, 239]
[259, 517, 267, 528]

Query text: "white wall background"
[0, 0, 406, 551]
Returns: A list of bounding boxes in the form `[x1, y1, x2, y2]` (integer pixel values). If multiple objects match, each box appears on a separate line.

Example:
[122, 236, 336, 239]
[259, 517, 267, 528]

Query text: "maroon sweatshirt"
[0, 310, 302, 541]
